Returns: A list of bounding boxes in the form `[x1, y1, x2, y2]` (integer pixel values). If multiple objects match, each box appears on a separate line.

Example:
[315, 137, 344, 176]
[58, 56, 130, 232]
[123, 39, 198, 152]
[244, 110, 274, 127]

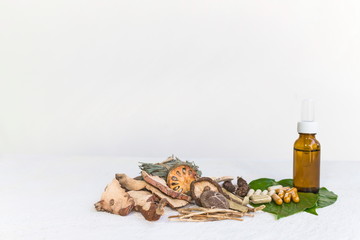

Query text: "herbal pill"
[254, 189, 262, 195]
[246, 189, 255, 197]
[242, 196, 250, 206]
[268, 185, 283, 191]
[261, 190, 268, 195]
[268, 190, 275, 196]
[272, 194, 283, 205]
[250, 195, 272, 204]
[283, 192, 291, 203]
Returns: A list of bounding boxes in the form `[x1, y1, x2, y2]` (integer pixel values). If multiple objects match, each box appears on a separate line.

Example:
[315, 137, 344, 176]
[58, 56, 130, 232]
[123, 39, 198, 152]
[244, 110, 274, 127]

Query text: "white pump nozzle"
[301, 99, 315, 122]
[297, 99, 318, 134]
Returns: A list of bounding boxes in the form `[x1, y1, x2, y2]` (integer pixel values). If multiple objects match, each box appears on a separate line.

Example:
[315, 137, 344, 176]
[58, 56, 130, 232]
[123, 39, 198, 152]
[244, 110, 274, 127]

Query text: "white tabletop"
[0, 155, 358, 240]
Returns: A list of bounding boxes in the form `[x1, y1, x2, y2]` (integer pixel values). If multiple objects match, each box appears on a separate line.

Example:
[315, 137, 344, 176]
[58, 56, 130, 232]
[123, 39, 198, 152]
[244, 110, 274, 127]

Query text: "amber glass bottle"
[293, 133, 320, 193]
[293, 99, 320, 193]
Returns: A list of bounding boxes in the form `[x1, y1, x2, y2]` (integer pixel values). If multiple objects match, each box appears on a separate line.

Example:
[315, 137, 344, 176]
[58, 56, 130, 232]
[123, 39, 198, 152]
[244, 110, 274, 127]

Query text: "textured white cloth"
[0, 155, 358, 240]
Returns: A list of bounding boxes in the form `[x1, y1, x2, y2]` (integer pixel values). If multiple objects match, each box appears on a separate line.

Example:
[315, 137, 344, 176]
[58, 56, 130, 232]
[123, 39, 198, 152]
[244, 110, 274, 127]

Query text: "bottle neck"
[298, 133, 317, 139]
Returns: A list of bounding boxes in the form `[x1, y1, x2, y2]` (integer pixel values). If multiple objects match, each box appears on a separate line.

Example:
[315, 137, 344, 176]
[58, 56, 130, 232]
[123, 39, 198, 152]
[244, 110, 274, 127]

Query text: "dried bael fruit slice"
[167, 165, 198, 194]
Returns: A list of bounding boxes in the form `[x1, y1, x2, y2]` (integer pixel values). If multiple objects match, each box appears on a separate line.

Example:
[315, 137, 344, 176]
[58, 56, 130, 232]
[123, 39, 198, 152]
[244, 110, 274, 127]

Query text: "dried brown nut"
[235, 177, 250, 197]
[223, 180, 236, 193]
[167, 165, 198, 194]
[200, 186, 229, 209]
[190, 177, 225, 206]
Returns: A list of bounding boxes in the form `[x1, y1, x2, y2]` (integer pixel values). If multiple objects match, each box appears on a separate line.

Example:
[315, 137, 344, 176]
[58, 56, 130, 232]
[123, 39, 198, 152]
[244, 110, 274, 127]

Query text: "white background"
[1, 0, 359, 161]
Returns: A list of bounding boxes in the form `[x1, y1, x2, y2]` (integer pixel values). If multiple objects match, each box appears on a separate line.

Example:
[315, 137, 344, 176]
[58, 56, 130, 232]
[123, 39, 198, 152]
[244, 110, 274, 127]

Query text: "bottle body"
[293, 134, 320, 193]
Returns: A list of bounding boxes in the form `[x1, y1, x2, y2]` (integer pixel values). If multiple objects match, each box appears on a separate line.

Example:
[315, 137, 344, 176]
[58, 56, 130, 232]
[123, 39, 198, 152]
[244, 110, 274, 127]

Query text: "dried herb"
[139, 156, 202, 179]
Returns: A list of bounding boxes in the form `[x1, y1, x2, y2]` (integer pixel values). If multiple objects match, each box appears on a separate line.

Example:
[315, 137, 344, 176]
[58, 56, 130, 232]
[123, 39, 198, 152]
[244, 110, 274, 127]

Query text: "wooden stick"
[177, 207, 208, 213]
[179, 209, 243, 219]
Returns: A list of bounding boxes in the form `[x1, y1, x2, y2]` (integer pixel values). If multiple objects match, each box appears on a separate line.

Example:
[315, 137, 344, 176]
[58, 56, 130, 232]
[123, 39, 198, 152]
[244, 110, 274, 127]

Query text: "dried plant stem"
[171, 204, 264, 222]
[248, 205, 266, 212]
[179, 208, 243, 219]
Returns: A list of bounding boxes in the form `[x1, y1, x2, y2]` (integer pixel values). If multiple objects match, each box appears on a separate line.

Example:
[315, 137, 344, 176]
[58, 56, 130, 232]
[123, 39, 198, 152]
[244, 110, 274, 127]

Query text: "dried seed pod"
[223, 180, 236, 193]
[235, 177, 250, 197]
[167, 165, 198, 194]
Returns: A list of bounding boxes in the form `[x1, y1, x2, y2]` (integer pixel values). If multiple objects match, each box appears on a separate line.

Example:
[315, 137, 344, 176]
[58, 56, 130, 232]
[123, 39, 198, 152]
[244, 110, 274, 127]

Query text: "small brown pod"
[223, 180, 236, 193]
[271, 193, 283, 205]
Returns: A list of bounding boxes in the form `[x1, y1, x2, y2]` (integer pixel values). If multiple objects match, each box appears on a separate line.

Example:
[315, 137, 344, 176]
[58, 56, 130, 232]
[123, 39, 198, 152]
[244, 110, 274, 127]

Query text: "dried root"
[169, 207, 263, 222]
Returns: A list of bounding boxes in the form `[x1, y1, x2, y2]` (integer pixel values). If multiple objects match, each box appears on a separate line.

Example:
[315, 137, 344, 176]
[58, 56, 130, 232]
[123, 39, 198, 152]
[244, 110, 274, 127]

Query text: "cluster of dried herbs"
[94, 156, 265, 222]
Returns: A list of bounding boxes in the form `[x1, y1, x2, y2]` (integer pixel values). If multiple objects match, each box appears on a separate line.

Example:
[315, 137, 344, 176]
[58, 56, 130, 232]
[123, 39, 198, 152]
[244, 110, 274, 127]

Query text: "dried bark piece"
[141, 171, 191, 202]
[115, 173, 147, 190]
[200, 186, 229, 209]
[127, 190, 168, 221]
[166, 165, 198, 194]
[115, 173, 189, 208]
[190, 177, 225, 206]
[228, 199, 249, 213]
[94, 179, 134, 216]
[145, 185, 189, 208]
[222, 188, 243, 205]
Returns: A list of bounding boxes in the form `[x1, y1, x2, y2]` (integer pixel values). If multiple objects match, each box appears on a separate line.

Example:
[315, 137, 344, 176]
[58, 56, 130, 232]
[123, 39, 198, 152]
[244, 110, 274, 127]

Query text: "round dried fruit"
[223, 180, 236, 193]
[235, 177, 250, 197]
[167, 165, 198, 193]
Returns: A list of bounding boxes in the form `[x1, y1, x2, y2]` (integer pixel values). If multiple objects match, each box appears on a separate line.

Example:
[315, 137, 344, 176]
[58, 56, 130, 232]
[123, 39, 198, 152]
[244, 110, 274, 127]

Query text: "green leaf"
[304, 205, 318, 215]
[249, 178, 337, 219]
[248, 178, 277, 190]
[304, 187, 337, 215]
[277, 179, 293, 187]
[316, 187, 338, 208]
[249, 178, 317, 219]
[251, 192, 318, 219]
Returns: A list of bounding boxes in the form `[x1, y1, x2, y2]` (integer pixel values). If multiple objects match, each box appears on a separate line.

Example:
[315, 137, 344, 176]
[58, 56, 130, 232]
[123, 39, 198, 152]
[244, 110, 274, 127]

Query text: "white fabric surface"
[0, 155, 358, 240]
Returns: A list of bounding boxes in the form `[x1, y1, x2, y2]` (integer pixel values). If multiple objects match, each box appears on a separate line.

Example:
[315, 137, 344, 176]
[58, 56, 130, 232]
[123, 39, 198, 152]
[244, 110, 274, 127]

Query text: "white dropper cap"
[297, 99, 319, 134]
